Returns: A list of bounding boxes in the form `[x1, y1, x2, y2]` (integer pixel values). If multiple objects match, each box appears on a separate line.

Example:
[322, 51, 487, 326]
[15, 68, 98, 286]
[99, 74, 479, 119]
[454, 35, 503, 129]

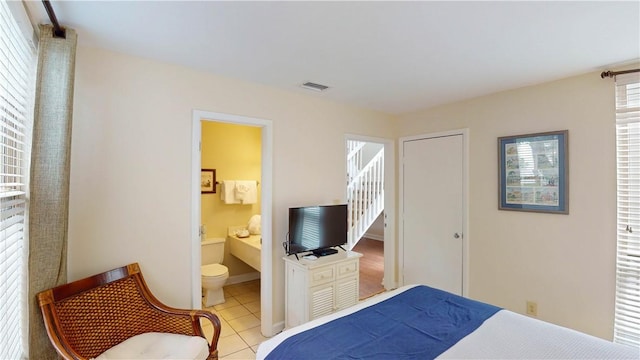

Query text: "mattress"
[257, 285, 638, 359]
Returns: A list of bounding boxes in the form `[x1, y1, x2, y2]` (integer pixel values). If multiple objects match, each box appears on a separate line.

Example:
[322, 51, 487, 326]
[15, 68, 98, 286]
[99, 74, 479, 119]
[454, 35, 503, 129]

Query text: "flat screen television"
[287, 204, 348, 257]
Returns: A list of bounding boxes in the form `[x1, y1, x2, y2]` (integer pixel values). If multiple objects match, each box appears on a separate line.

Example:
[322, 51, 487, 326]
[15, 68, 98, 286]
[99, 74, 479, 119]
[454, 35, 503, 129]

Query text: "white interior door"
[402, 133, 464, 295]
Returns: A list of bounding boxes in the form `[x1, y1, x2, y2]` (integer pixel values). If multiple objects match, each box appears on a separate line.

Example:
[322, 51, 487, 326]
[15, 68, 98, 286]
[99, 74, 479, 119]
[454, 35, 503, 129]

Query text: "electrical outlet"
[526, 301, 538, 317]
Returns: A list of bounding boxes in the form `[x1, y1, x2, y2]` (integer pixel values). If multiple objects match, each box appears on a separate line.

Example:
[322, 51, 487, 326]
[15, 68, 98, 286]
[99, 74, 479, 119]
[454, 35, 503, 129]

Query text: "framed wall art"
[201, 169, 216, 194]
[498, 130, 568, 214]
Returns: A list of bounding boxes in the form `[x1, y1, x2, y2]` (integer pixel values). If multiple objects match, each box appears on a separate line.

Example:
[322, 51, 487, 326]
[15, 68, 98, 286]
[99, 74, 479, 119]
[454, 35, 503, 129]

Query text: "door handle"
[453, 233, 461, 239]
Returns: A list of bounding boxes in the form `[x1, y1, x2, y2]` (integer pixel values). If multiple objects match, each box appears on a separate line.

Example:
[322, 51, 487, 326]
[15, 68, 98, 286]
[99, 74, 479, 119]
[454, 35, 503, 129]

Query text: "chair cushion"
[93, 332, 209, 360]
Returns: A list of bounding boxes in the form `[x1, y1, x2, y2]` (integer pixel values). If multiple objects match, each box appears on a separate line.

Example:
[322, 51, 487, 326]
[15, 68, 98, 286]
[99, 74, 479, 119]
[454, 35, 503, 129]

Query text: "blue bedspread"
[266, 285, 501, 360]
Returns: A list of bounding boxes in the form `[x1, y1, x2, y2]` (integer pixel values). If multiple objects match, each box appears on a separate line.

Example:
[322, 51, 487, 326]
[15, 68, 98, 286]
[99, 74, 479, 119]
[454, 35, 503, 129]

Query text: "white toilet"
[201, 238, 229, 307]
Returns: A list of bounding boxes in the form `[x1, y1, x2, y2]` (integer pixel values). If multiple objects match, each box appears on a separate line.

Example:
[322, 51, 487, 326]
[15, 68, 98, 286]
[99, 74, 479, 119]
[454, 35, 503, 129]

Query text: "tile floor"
[201, 280, 265, 360]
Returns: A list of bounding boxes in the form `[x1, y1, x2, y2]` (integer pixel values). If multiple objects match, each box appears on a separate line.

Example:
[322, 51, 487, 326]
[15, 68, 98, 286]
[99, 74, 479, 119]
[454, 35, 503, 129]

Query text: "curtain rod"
[600, 69, 640, 79]
[42, 0, 65, 38]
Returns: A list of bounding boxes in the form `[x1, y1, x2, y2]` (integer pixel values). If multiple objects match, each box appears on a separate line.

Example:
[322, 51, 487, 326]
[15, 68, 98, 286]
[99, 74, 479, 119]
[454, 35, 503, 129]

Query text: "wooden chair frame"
[37, 263, 221, 360]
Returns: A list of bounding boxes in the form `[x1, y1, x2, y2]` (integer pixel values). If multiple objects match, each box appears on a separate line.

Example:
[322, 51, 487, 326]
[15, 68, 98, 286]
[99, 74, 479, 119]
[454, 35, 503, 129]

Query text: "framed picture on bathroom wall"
[201, 169, 216, 194]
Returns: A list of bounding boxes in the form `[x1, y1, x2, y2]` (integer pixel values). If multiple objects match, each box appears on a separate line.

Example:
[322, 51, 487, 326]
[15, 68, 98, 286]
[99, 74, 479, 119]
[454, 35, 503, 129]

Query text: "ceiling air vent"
[300, 81, 330, 92]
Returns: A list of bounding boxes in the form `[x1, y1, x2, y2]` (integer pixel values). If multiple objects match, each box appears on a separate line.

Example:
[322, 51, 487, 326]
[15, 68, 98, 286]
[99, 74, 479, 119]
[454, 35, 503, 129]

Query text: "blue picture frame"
[498, 130, 568, 214]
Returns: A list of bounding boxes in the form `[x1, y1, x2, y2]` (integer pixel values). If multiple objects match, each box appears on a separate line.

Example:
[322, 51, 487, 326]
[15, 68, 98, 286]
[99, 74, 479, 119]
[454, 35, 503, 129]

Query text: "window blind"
[0, 1, 36, 358]
[614, 72, 640, 347]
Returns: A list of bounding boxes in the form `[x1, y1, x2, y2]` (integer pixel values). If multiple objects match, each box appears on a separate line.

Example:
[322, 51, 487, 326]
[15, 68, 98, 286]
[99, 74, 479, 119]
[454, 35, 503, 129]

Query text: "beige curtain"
[28, 24, 77, 360]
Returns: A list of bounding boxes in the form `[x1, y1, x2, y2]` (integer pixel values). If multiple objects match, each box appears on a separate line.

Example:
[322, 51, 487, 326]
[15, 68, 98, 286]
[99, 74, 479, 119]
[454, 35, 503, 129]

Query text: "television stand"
[284, 250, 363, 328]
[312, 248, 338, 257]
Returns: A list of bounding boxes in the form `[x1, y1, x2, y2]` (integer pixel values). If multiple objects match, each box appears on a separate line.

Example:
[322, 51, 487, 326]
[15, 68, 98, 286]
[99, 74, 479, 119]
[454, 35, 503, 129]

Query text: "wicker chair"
[37, 263, 221, 360]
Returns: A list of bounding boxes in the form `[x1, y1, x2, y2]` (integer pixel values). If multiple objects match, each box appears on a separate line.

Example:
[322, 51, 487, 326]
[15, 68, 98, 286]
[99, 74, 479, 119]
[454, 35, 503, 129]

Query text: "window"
[614, 72, 640, 347]
[0, 1, 37, 358]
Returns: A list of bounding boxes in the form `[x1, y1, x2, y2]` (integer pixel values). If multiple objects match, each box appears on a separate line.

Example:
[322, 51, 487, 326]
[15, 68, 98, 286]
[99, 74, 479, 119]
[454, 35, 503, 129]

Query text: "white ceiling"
[24, 1, 640, 115]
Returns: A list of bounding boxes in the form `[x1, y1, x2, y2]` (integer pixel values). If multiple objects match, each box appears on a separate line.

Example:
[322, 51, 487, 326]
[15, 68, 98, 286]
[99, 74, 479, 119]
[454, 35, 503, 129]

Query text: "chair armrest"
[140, 296, 222, 356]
[136, 284, 221, 359]
[192, 310, 221, 360]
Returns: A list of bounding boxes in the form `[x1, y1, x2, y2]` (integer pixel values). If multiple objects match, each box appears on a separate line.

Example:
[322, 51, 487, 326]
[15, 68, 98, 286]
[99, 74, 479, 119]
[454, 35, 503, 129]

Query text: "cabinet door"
[309, 284, 334, 320]
[335, 277, 358, 311]
[285, 264, 308, 328]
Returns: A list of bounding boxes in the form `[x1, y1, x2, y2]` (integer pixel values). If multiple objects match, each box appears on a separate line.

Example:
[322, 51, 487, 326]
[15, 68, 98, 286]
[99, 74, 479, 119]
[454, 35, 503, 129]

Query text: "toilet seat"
[201, 264, 228, 277]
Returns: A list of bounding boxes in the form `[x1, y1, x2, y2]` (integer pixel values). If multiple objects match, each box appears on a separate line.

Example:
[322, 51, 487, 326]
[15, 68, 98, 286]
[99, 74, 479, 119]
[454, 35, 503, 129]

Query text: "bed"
[257, 285, 638, 359]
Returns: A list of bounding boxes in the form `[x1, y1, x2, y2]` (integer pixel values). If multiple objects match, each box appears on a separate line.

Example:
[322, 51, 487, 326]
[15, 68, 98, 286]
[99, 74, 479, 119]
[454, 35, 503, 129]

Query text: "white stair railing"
[347, 148, 384, 249]
[347, 141, 365, 184]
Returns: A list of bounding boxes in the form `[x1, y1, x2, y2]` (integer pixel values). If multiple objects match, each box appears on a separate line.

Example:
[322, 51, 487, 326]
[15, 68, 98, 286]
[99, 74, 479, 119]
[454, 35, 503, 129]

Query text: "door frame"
[345, 134, 396, 290]
[191, 110, 274, 336]
[399, 128, 469, 296]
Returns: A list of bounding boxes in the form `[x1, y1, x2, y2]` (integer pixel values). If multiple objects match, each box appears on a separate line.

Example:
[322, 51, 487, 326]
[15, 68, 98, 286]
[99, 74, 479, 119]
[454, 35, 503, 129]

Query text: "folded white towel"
[221, 180, 240, 204]
[234, 181, 258, 204]
[235, 183, 251, 197]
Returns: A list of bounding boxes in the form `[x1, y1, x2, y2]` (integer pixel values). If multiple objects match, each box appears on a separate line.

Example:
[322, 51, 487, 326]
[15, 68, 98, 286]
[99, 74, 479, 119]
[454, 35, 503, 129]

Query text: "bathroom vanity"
[228, 226, 261, 272]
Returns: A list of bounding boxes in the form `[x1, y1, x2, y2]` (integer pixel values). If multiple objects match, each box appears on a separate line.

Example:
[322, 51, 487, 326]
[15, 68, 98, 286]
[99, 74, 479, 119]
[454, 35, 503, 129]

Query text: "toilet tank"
[201, 238, 225, 265]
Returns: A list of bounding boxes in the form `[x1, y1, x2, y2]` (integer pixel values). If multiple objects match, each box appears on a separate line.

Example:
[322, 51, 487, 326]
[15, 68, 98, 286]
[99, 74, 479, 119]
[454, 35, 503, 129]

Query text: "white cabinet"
[284, 250, 362, 328]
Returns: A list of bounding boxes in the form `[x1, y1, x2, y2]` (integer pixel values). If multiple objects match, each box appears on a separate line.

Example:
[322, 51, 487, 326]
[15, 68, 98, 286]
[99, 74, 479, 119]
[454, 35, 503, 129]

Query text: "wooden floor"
[353, 238, 385, 299]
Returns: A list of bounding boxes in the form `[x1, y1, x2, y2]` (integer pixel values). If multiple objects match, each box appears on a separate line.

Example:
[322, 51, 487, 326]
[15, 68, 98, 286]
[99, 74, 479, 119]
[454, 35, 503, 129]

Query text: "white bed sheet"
[438, 310, 637, 359]
[257, 285, 638, 359]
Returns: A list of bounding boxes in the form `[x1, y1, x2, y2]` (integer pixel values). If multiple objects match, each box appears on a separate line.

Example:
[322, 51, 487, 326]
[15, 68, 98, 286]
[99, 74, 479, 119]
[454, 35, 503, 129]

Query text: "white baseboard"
[363, 233, 384, 241]
[270, 321, 285, 337]
[226, 272, 260, 285]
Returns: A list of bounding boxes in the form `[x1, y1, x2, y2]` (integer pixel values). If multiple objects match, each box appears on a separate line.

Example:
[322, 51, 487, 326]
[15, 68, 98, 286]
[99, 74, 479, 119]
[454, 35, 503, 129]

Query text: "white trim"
[226, 272, 261, 286]
[462, 129, 470, 297]
[191, 110, 274, 337]
[363, 233, 384, 241]
[344, 133, 396, 290]
[398, 128, 469, 296]
[271, 321, 285, 337]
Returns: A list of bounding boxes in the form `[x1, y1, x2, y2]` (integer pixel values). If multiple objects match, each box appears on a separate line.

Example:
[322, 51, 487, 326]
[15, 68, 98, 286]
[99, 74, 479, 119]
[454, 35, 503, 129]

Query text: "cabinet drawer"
[337, 260, 358, 278]
[310, 266, 335, 286]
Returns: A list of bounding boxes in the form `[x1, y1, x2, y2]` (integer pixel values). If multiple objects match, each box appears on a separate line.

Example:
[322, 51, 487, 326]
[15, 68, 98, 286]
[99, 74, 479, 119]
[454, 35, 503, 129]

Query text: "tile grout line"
[214, 283, 261, 358]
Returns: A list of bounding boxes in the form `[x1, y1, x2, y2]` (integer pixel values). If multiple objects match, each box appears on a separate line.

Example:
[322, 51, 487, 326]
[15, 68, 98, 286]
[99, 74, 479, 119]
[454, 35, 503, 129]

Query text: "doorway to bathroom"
[191, 110, 273, 338]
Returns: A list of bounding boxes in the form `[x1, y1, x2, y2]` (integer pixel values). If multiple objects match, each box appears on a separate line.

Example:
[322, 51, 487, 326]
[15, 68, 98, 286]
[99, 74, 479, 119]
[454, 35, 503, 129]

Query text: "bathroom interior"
[199, 120, 266, 355]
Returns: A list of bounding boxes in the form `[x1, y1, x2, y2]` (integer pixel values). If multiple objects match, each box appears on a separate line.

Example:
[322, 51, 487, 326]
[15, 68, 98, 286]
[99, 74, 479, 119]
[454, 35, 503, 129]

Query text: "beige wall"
[67, 46, 396, 326]
[397, 71, 622, 340]
[67, 43, 634, 339]
[201, 121, 261, 276]
[365, 214, 384, 240]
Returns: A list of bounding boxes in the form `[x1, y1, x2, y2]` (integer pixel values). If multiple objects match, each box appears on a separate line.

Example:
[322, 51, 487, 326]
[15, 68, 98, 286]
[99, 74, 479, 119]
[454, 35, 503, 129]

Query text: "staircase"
[347, 140, 384, 250]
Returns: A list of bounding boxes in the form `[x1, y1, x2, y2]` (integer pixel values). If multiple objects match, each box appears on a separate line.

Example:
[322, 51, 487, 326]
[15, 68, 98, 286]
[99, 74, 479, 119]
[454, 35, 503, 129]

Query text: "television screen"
[288, 204, 347, 256]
